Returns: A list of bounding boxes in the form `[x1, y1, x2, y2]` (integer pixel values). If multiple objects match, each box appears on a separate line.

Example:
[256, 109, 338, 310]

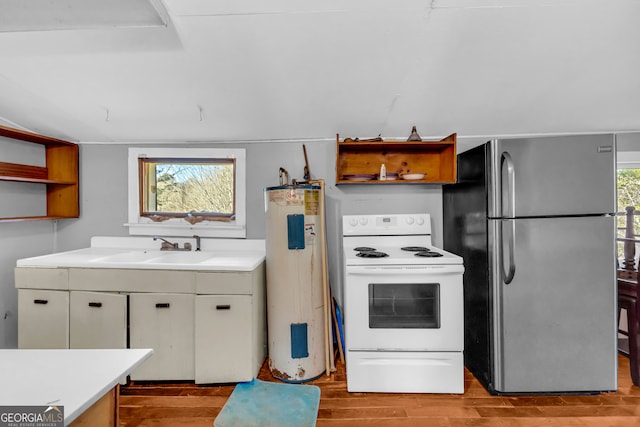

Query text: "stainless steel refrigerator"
[443, 135, 618, 394]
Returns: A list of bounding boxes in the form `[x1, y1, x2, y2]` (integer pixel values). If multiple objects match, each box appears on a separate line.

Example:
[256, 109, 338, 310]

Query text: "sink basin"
[17, 239, 265, 271]
[93, 250, 163, 263]
[198, 252, 262, 268]
[145, 251, 217, 264]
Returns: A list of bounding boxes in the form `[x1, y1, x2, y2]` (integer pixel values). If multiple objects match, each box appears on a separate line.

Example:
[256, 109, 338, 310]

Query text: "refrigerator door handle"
[501, 151, 516, 284]
[503, 219, 516, 284]
[501, 151, 516, 217]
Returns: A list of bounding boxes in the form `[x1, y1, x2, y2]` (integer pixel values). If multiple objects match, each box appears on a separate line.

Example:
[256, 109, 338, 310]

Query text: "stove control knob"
[349, 218, 358, 227]
[416, 217, 425, 225]
[359, 217, 368, 226]
[406, 216, 414, 225]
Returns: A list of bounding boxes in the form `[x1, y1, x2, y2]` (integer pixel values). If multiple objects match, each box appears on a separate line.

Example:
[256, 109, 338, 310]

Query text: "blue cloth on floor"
[214, 379, 321, 427]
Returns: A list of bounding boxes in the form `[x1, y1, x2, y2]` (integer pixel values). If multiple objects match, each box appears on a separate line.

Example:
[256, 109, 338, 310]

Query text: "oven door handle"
[346, 265, 464, 275]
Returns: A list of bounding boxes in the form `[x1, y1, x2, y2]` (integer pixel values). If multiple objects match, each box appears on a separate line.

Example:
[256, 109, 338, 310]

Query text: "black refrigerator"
[443, 134, 618, 394]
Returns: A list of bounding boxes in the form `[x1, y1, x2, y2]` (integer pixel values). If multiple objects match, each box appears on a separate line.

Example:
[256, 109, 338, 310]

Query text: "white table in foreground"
[0, 348, 152, 426]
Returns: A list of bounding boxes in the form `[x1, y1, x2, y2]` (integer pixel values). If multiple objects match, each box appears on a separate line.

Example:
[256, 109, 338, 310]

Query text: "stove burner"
[356, 251, 389, 258]
[414, 251, 444, 258]
[401, 246, 429, 252]
[354, 247, 376, 252]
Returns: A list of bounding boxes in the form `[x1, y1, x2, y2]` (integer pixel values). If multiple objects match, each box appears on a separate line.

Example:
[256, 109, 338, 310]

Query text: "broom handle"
[310, 178, 333, 375]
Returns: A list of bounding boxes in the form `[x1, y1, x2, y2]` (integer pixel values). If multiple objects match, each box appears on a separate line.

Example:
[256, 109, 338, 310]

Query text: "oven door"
[344, 264, 463, 351]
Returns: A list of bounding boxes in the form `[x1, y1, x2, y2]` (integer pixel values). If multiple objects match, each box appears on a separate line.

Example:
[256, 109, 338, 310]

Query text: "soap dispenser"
[380, 164, 387, 181]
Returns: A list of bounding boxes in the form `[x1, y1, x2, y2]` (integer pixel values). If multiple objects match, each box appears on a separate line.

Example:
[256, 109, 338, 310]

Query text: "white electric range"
[342, 213, 465, 393]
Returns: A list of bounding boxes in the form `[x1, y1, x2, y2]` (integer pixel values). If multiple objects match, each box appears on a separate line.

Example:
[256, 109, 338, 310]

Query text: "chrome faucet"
[153, 236, 192, 251]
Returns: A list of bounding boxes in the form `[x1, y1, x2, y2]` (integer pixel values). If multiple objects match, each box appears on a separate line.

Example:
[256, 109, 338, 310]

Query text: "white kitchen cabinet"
[18, 289, 69, 349]
[129, 293, 195, 381]
[69, 291, 127, 349]
[15, 261, 266, 384]
[194, 264, 266, 384]
[195, 295, 252, 383]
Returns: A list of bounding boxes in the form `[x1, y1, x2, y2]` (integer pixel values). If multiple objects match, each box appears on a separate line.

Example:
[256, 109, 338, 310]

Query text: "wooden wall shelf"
[335, 133, 457, 184]
[0, 125, 79, 222]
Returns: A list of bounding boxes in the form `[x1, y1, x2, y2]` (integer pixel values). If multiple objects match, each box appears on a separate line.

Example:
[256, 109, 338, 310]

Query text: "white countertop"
[16, 236, 266, 272]
[0, 348, 152, 426]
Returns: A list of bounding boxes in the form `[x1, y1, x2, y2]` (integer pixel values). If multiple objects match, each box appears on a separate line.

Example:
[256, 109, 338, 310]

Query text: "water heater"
[264, 184, 326, 382]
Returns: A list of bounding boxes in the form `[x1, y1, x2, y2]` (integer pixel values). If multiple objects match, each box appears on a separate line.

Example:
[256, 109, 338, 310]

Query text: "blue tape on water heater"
[290, 323, 309, 359]
[287, 214, 305, 249]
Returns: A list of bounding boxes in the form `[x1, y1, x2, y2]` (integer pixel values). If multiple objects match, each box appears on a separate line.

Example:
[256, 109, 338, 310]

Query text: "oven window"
[368, 283, 440, 329]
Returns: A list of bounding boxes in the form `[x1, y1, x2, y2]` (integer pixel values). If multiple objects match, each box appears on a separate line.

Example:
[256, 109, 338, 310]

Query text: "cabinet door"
[195, 295, 252, 384]
[129, 293, 195, 380]
[18, 289, 69, 349]
[69, 291, 127, 349]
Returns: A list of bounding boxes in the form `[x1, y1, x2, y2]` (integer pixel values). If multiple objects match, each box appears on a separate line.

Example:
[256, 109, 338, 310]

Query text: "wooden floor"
[120, 355, 640, 426]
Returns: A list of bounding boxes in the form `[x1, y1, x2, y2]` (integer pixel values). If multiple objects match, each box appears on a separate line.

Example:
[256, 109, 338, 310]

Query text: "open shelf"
[0, 125, 79, 221]
[335, 133, 457, 184]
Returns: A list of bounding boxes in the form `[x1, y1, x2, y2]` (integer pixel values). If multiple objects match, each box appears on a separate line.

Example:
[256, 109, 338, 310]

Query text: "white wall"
[617, 133, 640, 166]
[0, 217, 56, 348]
[0, 139, 59, 348]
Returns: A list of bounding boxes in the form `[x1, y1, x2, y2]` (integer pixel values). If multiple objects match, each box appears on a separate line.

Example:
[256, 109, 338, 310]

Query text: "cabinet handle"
[216, 304, 231, 310]
[33, 299, 48, 305]
[88, 302, 103, 308]
[155, 303, 170, 308]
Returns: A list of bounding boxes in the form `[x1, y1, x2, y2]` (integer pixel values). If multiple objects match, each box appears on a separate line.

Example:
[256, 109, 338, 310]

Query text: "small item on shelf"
[407, 126, 422, 142]
[379, 164, 387, 181]
[343, 174, 375, 182]
[361, 134, 383, 142]
[343, 135, 383, 143]
[402, 173, 426, 180]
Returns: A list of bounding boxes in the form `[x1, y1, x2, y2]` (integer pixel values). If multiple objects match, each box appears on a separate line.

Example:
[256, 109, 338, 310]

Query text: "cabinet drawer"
[18, 289, 69, 349]
[129, 293, 195, 380]
[69, 291, 127, 349]
[15, 267, 68, 290]
[195, 295, 252, 383]
[195, 271, 253, 295]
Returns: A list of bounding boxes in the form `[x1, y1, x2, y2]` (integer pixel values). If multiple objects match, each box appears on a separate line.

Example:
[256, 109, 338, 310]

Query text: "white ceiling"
[0, 0, 639, 152]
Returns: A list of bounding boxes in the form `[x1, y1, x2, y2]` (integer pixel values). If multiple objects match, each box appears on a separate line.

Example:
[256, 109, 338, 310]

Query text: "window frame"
[139, 157, 236, 220]
[127, 147, 246, 238]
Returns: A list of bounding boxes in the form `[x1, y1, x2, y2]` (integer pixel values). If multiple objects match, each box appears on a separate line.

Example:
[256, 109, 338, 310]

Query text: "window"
[128, 147, 246, 238]
[616, 151, 640, 260]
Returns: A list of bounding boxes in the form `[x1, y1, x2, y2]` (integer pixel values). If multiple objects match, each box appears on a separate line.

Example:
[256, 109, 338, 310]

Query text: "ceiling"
[0, 0, 639, 152]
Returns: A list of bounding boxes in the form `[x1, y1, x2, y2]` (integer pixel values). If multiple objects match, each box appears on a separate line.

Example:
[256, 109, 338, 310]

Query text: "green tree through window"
[617, 168, 640, 259]
[141, 159, 235, 220]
